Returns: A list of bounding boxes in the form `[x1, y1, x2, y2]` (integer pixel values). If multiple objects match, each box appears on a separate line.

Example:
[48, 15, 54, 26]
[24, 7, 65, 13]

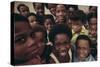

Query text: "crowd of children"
[11, 2, 97, 65]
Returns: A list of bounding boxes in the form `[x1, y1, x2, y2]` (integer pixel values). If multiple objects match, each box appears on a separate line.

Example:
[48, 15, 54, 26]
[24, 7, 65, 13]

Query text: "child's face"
[48, 4, 56, 16]
[89, 6, 97, 14]
[14, 22, 44, 62]
[19, 6, 29, 17]
[89, 17, 97, 37]
[89, 25, 97, 37]
[28, 15, 37, 27]
[34, 32, 45, 55]
[77, 39, 90, 61]
[54, 34, 71, 57]
[44, 19, 53, 31]
[34, 3, 44, 16]
[69, 7, 75, 12]
[56, 5, 66, 24]
[90, 17, 97, 25]
[71, 20, 82, 33]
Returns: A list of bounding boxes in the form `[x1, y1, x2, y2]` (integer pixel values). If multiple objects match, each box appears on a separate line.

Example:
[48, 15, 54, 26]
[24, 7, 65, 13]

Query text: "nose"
[33, 21, 37, 24]
[27, 37, 35, 47]
[79, 48, 84, 54]
[39, 9, 43, 12]
[59, 12, 64, 16]
[59, 46, 66, 51]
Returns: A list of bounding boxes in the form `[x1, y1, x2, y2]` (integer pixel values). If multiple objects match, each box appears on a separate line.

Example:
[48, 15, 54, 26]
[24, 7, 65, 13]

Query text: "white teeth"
[60, 52, 66, 56]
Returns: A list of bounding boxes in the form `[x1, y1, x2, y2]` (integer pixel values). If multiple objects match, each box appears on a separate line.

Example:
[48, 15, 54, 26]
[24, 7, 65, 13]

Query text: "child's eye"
[31, 32, 35, 38]
[15, 36, 27, 44]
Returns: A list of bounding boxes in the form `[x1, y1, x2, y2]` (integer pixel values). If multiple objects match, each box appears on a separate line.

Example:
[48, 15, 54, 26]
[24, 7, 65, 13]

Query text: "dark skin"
[34, 3, 44, 16]
[47, 4, 56, 16]
[27, 15, 37, 27]
[34, 31, 46, 56]
[56, 5, 66, 24]
[44, 19, 53, 32]
[18, 5, 30, 17]
[89, 6, 97, 14]
[71, 20, 82, 33]
[50, 34, 71, 63]
[14, 21, 45, 65]
[89, 17, 97, 37]
[76, 40, 91, 61]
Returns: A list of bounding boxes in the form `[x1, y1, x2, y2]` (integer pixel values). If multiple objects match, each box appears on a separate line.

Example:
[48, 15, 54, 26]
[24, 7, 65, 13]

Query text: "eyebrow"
[15, 30, 33, 38]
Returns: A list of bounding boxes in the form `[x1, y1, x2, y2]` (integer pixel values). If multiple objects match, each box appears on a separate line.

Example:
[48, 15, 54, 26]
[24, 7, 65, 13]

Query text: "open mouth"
[59, 51, 67, 56]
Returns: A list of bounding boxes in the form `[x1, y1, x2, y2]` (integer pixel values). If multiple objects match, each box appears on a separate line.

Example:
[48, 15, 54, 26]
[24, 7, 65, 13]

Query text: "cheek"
[72, 25, 81, 31]
[30, 22, 35, 27]
[56, 45, 68, 52]
[44, 23, 48, 28]
[77, 49, 89, 57]
[37, 43, 45, 55]
[72, 25, 77, 29]
[22, 11, 28, 15]
[14, 44, 26, 58]
[66, 45, 71, 50]
[56, 12, 59, 17]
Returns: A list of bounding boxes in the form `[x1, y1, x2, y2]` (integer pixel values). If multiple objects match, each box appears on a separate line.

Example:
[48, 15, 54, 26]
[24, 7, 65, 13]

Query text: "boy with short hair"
[33, 3, 45, 25]
[13, 13, 46, 65]
[49, 24, 72, 63]
[43, 14, 55, 44]
[73, 35, 95, 62]
[87, 13, 97, 59]
[69, 10, 88, 44]
[17, 4, 30, 17]
[27, 13, 38, 27]
[55, 4, 67, 24]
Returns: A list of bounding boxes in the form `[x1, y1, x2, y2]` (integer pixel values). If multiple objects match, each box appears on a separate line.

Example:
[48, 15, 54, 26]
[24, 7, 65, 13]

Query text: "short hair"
[49, 24, 72, 43]
[75, 35, 92, 48]
[17, 4, 29, 12]
[66, 5, 78, 10]
[11, 13, 29, 23]
[45, 3, 57, 9]
[44, 14, 55, 24]
[89, 6, 97, 10]
[32, 3, 44, 9]
[27, 12, 36, 18]
[69, 10, 87, 24]
[56, 4, 67, 9]
[87, 13, 97, 24]
[32, 24, 47, 42]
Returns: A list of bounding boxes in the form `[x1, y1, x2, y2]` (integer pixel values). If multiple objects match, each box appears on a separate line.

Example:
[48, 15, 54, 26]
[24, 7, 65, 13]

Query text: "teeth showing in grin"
[60, 52, 66, 56]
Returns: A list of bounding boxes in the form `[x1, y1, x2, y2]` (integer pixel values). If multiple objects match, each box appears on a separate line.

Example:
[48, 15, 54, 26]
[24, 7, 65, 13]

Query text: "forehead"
[35, 3, 43, 7]
[91, 7, 96, 10]
[90, 25, 97, 30]
[15, 21, 31, 34]
[45, 18, 52, 21]
[77, 40, 89, 47]
[35, 31, 44, 35]
[55, 34, 69, 42]
[56, 5, 66, 10]
[71, 20, 82, 24]
[48, 4, 56, 8]
[28, 15, 36, 19]
[20, 5, 28, 9]
[44, 20, 53, 25]
[90, 17, 97, 22]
